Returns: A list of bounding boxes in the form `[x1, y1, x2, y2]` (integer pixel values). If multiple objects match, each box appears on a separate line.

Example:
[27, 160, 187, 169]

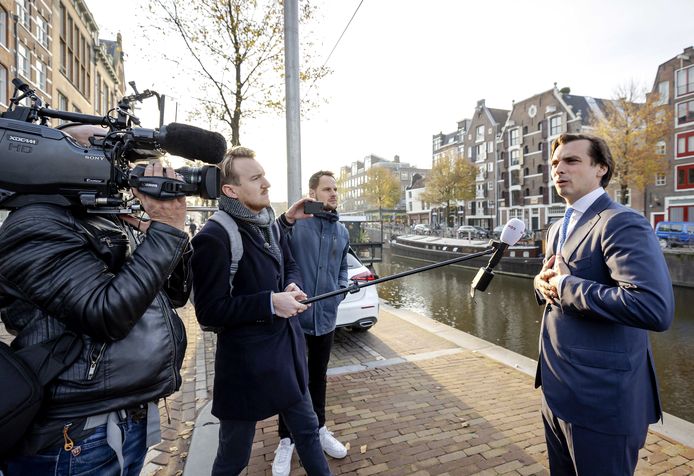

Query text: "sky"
[85, 0, 694, 201]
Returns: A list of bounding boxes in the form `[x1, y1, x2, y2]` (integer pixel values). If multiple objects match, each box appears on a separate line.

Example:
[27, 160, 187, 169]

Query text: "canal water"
[373, 249, 694, 423]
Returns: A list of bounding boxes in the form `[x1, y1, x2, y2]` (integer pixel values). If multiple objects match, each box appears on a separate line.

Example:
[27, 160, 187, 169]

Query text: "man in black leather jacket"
[0, 129, 192, 476]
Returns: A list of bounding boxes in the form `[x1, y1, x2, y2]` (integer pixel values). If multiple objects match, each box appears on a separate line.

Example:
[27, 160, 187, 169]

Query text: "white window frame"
[655, 173, 666, 186]
[510, 149, 520, 167]
[656, 81, 669, 106]
[615, 188, 632, 206]
[676, 99, 694, 127]
[16, 0, 29, 28]
[17, 43, 30, 78]
[36, 58, 47, 91]
[549, 114, 563, 137]
[655, 140, 666, 156]
[0, 63, 7, 105]
[509, 128, 520, 146]
[675, 65, 694, 98]
[476, 124, 485, 142]
[0, 8, 7, 48]
[36, 16, 49, 49]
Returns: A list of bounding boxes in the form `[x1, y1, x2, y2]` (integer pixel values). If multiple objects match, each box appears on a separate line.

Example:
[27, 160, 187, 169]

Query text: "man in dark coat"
[191, 146, 332, 475]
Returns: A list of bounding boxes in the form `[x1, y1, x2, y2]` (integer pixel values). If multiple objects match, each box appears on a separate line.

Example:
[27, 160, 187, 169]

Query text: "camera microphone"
[470, 218, 526, 297]
[156, 123, 227, 164]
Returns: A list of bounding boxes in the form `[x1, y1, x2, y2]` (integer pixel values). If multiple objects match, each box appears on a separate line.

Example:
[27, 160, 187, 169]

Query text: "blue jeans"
[4, 416, 147, 476]
[212, 391, 331, 475]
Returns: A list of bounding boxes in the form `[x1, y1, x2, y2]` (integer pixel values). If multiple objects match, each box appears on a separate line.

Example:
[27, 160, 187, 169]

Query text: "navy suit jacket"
[534, 193, 674, 435]
[191, 218, 308, 421]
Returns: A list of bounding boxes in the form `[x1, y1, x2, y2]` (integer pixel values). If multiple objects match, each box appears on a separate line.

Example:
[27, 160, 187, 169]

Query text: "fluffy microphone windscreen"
[159, 123, 227, 164]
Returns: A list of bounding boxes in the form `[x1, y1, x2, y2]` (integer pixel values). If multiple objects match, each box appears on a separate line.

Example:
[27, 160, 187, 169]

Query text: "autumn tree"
[362, 167, 401, 221]
[148, 0, 329, 145]
[591, 81, 672, 213]
[421, 150, 477, 228]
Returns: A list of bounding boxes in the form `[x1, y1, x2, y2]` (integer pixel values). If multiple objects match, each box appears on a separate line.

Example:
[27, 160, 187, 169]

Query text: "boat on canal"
[390, 234, 543, 278]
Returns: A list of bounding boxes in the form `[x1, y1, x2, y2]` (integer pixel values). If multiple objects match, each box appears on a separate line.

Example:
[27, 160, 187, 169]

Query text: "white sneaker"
[272, 438, 295, 476]
[319, 426, 347, 459]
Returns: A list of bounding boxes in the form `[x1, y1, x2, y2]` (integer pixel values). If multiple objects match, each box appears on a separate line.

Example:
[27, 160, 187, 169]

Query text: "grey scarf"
[218, 195, 282, 263]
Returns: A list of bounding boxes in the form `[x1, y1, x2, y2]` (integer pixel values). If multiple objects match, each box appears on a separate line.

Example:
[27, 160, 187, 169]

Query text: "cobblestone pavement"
[3, 304, 694, 475]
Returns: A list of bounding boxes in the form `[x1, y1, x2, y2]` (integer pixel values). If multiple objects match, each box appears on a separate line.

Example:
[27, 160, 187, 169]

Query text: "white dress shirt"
[556, 187, 606, 290]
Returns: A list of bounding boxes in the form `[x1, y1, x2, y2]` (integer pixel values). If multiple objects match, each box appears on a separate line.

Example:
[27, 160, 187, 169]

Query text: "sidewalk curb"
[183, 401, 219, 476]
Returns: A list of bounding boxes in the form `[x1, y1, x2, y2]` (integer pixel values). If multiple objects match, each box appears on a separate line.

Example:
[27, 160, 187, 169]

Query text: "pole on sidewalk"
[284, 0, 302, 204]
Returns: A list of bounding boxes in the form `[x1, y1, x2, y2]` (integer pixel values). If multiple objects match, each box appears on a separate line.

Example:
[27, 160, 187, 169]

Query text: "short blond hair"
[220, 146, 256, 185]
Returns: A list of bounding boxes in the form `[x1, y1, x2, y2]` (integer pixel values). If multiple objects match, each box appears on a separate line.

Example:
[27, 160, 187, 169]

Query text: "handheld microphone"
[157, 123, 227, 164]
[470, 218, 526, 297]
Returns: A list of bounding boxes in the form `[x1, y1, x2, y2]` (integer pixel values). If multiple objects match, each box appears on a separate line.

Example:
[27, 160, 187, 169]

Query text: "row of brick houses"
[412, 46, 694, 232]
[0, 0, 125, 121]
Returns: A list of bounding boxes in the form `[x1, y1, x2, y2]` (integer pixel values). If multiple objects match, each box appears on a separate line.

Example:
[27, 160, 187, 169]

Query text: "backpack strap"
[208, 211, 244, 296]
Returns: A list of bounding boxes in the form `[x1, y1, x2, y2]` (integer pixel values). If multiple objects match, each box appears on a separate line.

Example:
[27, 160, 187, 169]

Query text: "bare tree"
[592, 81, 672, 213]
[148, 0, 330, 145]
[362, 167, 400, 222]
[421, 149, 477, 228]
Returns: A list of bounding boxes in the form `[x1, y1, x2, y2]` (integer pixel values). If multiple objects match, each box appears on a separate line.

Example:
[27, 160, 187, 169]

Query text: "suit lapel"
[561, 193, 612, 262]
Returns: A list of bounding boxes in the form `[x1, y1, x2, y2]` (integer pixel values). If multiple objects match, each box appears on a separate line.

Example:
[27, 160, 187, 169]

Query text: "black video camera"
[0, 79, 227, 213]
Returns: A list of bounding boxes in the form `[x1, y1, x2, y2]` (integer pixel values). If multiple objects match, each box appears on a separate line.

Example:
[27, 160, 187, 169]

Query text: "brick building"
[0, 0, 124, 119]
[647, 46, 694, 224]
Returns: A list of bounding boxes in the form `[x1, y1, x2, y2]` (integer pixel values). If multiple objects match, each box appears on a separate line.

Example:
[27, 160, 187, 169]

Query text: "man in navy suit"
[534, 133, 674, 475]
[191, 146, 332, 475]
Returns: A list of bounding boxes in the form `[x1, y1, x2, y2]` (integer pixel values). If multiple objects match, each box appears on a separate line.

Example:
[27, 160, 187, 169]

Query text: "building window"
[0, 7, 7, 48]
[487, 141, 493, 153]
[487, 162, 493, 172]
[656, 81, 669, 105]
[36, 16, 49, 49]
[655, 173, 666, 186]
[677, 131, 694, 158]
[676, 99, 694, 126]
[655, 140, 666, 156]
[488, 181, 493, 190]
[615, 189, 631, 206]
[509, 128, 520, 146]
[17, 43, 30, 79]
[57, 91, 68, 124]
[510, 149, 520, 167]
[36, 59, 47, 91]
[676, 164, 694, 190]
[16, 0, 29, 28]
[476, 124, 484, 142]
[59, 4, 90, 97]
[676, 65, 694, 97]
[0, 64, 7, 105]
[549, 115, 562, 136]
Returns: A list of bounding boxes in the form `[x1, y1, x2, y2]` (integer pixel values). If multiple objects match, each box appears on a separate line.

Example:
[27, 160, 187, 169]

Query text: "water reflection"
[374, 250, 694, 423]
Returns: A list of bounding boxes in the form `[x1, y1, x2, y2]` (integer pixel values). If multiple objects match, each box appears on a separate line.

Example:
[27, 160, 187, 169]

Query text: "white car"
[335, 250, 379, 332]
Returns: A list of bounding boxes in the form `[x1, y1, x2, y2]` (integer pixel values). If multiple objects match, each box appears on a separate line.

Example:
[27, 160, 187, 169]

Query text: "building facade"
[339, 154, 429, 221]
[0, 0, 124, 119]
[461, 100, 508, 230]
[647, 47, 694, 224]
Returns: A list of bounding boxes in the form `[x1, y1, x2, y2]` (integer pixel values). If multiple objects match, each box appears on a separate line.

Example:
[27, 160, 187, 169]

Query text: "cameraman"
[0, 125, 191, 475]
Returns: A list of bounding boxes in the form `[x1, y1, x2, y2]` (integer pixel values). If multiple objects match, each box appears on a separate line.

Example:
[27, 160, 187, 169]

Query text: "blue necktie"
[558, 207, 574, 252]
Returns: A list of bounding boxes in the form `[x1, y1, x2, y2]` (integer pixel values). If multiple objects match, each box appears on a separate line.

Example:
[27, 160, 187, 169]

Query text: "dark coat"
[534, 193, 674, 436]
[191, 218, 308, 421]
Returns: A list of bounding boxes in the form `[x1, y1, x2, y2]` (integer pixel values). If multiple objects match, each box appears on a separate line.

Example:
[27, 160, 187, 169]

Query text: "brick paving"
[3, 303, 694, 475]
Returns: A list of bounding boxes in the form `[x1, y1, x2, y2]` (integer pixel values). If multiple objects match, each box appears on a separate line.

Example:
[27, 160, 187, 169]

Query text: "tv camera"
[0, 79, 226, 213]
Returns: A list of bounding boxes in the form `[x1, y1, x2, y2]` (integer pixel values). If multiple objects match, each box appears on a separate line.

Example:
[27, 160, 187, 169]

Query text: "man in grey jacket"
[272, 171, 350, 476]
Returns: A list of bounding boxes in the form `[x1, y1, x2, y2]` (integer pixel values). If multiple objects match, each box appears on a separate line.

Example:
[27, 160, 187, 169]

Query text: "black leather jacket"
[0, 204, 190, 422]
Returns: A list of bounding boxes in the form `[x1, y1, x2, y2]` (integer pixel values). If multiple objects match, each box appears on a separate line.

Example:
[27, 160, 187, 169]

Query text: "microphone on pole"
[470, 218, 526, 297]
